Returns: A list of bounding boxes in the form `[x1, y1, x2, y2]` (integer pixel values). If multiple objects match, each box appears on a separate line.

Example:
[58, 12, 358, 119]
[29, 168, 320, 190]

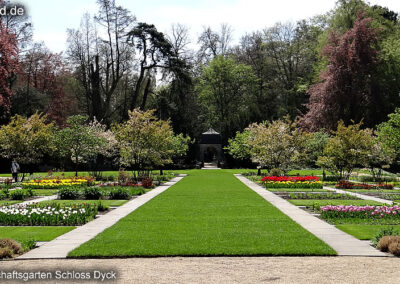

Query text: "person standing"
[11, 159, 20, 182]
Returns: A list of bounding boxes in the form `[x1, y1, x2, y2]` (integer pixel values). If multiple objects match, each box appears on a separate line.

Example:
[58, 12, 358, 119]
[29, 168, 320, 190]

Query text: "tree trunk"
[140, 76, 151, 110]
[75, 157, 79, 177]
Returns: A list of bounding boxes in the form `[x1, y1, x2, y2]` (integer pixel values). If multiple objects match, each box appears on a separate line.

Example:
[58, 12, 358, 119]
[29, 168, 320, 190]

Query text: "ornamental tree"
[377, 108, 400, 158]
[0, 21, 19, 117]
[317, 121, 375, 180]
[113, 109, 190, 175]
[56, 115, 107, 176]
[226, 130, 252, 161]
[365, 139, 394, 182]
[301, 12, 379, 131]
[244, 118, 306, 174]
[0, 113, 55, 176]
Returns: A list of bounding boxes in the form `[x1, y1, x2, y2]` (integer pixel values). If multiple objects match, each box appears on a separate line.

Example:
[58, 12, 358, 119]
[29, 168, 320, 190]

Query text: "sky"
[15, 0, 400, 53]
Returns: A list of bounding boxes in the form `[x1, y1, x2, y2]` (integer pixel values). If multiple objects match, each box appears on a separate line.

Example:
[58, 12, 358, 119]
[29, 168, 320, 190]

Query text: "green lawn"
[0, 200, 21, 206]
[336, 224, 400, 240]
[289, 199, 385, 207]
[32, 189, 59, 196]
[38, 200, 128, 207]
[0, 226, 75, 242]
[68, 170, 336, 257]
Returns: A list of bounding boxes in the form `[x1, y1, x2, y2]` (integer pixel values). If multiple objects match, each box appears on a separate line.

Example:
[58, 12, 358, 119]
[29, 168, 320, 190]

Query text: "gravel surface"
[1, 256, 399, 283]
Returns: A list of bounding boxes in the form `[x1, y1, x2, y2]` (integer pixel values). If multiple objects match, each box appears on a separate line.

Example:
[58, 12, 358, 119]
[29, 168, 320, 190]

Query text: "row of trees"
[2, 1, 400, 142]
[0, 110, 190, 177]
[227, 108, 400, 180]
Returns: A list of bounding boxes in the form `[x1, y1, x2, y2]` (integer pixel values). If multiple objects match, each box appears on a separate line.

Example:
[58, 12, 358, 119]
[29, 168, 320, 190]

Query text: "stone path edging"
[234, 174, 387, 256]
[18, 174, 187, 259]
[323, 186, 393, 205]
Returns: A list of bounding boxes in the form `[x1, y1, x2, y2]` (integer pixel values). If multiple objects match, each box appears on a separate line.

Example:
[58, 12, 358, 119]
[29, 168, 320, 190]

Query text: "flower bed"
[261, 176, 322, 189]
[336, 180, 394, 190]
[0, 203, 97, 226]
[22, 177, 95, 189]
[320, 205, 400, 222]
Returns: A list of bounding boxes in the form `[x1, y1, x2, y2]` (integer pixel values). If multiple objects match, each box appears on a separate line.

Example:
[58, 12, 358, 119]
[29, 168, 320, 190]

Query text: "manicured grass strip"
[32, 189, 59, 196]
[336, 224, 400, 240]
[0, 226, 75, 242]
[289, 200, 384, 207]
[38, 200, 128, 207]
[0, 200, 21, 206]
[69, 170, 336, 257]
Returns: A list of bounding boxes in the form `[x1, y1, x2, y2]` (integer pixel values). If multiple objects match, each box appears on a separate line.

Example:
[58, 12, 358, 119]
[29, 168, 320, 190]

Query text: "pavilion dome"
[200, 128, 221, 144]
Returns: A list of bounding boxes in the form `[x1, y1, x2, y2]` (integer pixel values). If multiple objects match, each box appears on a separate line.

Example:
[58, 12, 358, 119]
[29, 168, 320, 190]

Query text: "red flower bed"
[261, 176, 320, 182]
[336, 180, 394, 190]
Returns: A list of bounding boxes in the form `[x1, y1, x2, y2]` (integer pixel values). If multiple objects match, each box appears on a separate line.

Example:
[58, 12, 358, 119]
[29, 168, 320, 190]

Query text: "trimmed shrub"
[109, 188, 130, 200]
[83, 187, 103, 200]
[0, 239, 23, 259]
[10, 189, 33, 200]
[377, 236, 394, 252]
[388, 240, 400, 256]
[269, 168, 282, 177]
[58, 188, 81, 200]
[141, 178, 153, 189]
[373, 227, 400, 246]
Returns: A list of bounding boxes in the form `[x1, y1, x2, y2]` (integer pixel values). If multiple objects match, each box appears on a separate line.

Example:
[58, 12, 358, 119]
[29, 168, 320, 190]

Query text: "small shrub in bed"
[0, 239, 23, 259]
[0, 189, 9, 200]
[388, 240, 400, 256]
[141, 178, 153, 189]
[108, 187, 130, 200]
[58, 188, 81, 200]
[10, 189, 33, 200]
[83, 187, 103, 200]
[96, 200, 109, 211]
[373, 227, 400, 246]
[130, 187, 146, 196]
[377, 235, 400, 255]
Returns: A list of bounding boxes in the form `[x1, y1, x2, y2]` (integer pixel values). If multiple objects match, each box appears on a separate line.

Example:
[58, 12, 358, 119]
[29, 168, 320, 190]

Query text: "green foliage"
[373, 227, 400, 246]
[0, 113, 55, 166]
[58, 188, 81, 200]
[225, 130, 252, 160]
[302, 131, 330, 168]
[113, 109, 189, 172]
[108, 187, 130, 200]
[10, 189, 33, 200]
[317, 121, 374, 180]
[245, 118, 307, 173]
[96, 200, 109, 212]
[21, 239, 37, 252]
[83, 187, 103, 200]
[196, 55, 257, 141]
[56, 115, 107, 175]
[377, 108, 400, 158]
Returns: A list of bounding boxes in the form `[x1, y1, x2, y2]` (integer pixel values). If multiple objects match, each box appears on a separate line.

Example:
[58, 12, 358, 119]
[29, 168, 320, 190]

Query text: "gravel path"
[2, 257, 399, 283]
